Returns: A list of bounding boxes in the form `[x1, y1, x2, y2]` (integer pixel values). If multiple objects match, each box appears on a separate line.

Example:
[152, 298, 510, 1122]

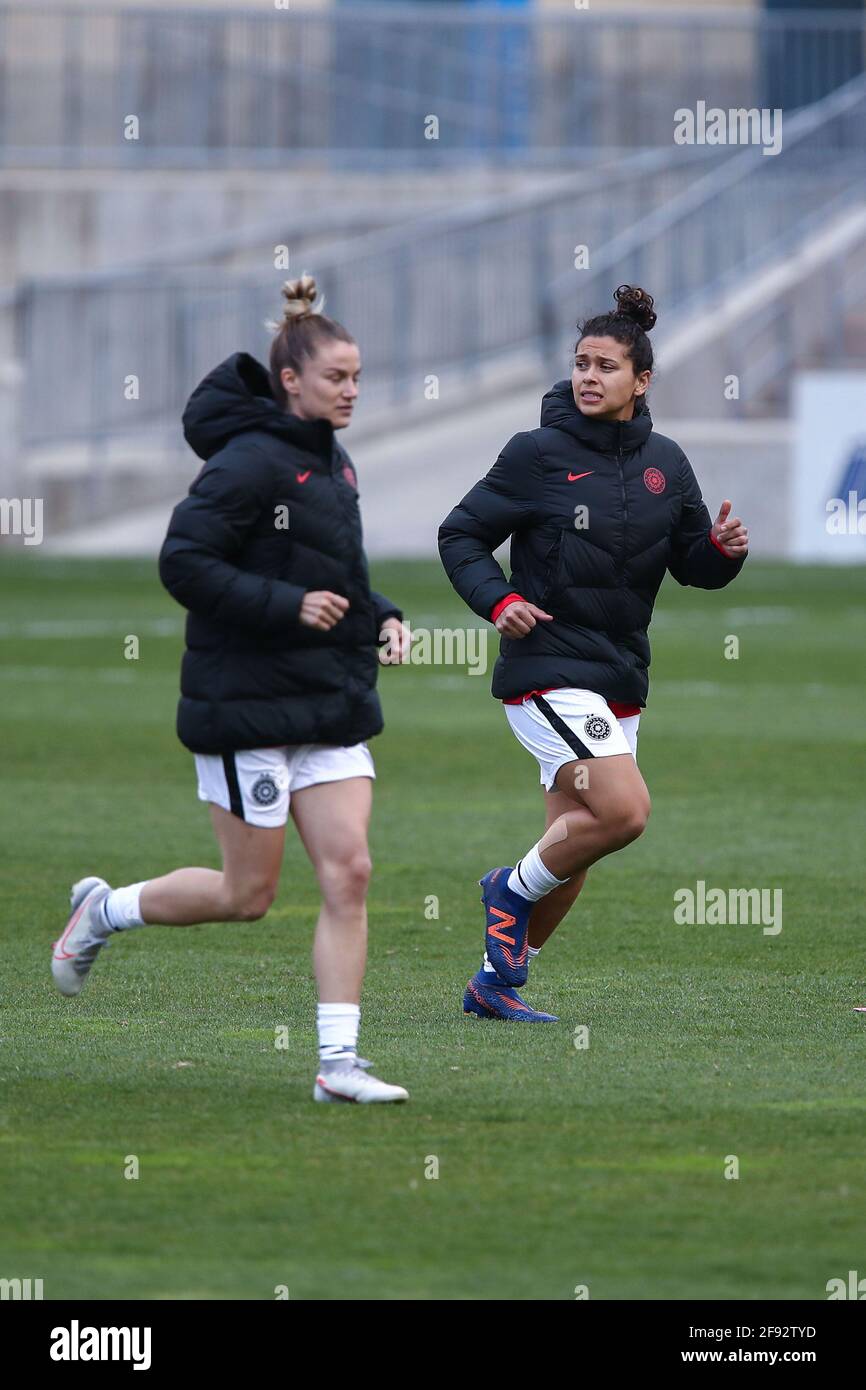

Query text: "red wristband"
[490, 592, 526, 623]
[708, 527, 736, 558]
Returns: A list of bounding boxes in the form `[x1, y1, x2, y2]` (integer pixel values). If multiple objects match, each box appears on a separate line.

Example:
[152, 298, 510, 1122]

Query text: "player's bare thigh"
[553, 751, 651, 824]
[289, 777, 373, 903]
[210, 803, 286, 917]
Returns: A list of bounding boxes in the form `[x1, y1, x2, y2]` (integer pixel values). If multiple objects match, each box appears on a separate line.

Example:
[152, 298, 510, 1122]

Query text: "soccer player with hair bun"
[440, 284, 749, 1022]
[52, 275, 410, 1105]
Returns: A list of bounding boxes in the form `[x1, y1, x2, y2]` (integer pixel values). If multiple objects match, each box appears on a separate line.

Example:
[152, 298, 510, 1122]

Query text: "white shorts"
[194, 742, 375, 828]
[504, 689, 640, 792]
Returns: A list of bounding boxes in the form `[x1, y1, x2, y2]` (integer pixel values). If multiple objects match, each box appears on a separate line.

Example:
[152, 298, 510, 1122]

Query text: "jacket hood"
[540, 378, 653, 456]
[182, 352, 336, 462]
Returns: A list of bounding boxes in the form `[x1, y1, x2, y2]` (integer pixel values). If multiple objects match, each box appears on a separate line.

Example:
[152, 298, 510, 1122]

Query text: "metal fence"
[540, 72, 866, 409]
[0, 4, 864, 168]
[12, 147, 726, 450]
[14, 56, 866, 458]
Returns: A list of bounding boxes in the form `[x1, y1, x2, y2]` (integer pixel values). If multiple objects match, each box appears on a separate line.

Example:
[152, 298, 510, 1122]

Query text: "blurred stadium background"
[3, 0, 866, 1306]
[0, 0, 864, 561]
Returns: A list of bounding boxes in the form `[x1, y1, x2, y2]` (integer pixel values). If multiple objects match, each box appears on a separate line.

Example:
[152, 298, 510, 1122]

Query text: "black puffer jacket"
[438, 380, 745, 706]
[159, 352, 401, 754]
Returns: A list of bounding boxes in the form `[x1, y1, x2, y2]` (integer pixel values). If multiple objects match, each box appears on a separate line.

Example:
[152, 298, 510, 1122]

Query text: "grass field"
[0, 553, 864, 1301]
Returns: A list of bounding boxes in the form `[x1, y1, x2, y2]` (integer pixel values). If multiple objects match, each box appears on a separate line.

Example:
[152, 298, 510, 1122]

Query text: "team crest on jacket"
[250, 773, 280, 806]
[644, 466, 666, 495]
[584, 714, 612, 741]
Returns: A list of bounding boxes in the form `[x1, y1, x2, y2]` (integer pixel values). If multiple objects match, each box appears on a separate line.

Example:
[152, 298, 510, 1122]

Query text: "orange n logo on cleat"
[488, 907, 516, 946]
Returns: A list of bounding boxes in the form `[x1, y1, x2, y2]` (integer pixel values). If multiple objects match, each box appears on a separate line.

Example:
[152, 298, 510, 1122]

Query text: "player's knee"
[603, 798, 650, 849]
[228, 879, 277, 921]
[625, 801, 650, 844]
[319, 851, 372, 906]
[339, 850, 373, 898]
[621, 797, 651, 844]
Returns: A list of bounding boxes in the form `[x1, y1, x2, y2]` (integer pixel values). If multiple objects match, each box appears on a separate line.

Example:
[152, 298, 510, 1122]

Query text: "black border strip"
[532, 694, 594, 760]
[221, 752, 246, 821]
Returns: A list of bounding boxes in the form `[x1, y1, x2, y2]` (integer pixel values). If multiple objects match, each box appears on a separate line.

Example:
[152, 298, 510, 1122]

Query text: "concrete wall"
[7, 0, 329, 10]
[0, 169, 563, 285]
[36, 0, 760, 10]
[650, 204, 866, 421]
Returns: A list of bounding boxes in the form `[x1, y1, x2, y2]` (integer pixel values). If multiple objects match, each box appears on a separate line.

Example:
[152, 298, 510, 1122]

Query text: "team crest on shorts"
[643, 466, 666, 495]
[250, 772, 280, 806]
[584, 714, 612, 741]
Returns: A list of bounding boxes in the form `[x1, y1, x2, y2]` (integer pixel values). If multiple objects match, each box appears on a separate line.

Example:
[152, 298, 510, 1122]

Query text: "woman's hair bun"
[613, 284, 657, 333]
[279, 274, 324, 323]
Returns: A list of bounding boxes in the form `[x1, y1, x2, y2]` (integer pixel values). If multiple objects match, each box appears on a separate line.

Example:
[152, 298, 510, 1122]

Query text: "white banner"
[792, 372, 866, 561]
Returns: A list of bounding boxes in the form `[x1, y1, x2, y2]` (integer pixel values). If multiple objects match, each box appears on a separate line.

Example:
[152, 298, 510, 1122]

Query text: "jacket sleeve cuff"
[266, 581, 306, 627]
[369, 589, 403, 628]
[490, 592, 526, 623]
[708, 528, 738, 559]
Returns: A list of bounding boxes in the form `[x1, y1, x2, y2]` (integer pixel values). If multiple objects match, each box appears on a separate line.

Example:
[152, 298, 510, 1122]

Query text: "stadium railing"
[540, 71, 866, 413]
[12, 146, 719, 454]
[0, 3, 864, 168]
[12, 65, 866, 464]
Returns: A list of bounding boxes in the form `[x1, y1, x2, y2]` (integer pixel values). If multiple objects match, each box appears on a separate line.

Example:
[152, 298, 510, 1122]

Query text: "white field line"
[0, 618, 181, 638]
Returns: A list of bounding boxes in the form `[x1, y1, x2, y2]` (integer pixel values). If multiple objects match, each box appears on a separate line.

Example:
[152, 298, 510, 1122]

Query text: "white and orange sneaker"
[51, 876, 112, 997]
[313, 1060, 408, 1104]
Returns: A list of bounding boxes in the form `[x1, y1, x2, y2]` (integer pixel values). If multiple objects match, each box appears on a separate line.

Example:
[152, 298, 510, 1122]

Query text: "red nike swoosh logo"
[296, 471, 312, 484]
[567, 470, 593, 482]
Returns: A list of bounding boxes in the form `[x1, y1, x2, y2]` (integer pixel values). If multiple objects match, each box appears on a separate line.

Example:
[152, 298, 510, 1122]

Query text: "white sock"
[507, 844, 568, 902]
[101, 882, 148, 931]
[317, 1002, 360, 1066]
[528, 945, 542, 959]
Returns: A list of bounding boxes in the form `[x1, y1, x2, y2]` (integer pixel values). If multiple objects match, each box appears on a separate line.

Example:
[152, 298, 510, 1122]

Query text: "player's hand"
[494, 600, 554, 638]
[378, 616, 410, 664]
[299, 590, 349, 630]
[711, 499, 749, 558]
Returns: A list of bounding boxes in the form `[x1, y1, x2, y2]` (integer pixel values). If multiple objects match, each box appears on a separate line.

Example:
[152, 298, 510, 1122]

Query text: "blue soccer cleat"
[463, 969, 558, 1023]
[479, 866, 531, 986]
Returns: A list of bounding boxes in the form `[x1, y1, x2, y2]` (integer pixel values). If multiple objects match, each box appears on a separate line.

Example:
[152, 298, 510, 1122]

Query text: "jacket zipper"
[616, 427, 628, 579]
[539, 531, 561, 606]
[331, 440, 373, 623]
